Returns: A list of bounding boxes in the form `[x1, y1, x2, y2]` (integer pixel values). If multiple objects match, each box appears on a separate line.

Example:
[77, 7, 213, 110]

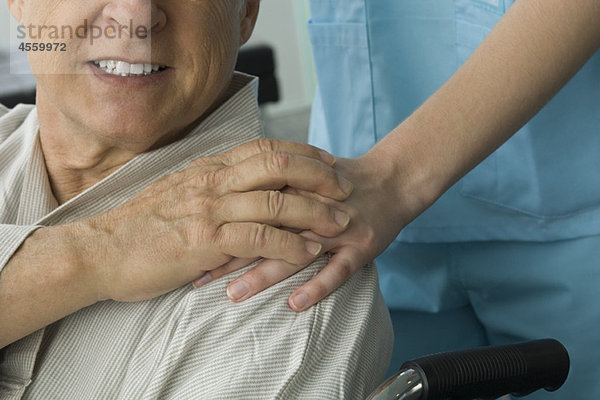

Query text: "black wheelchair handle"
[400, 338, 570, 399]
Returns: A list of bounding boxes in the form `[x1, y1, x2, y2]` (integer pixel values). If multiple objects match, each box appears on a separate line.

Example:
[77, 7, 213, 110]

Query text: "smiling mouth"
[92, 60, 168, 77]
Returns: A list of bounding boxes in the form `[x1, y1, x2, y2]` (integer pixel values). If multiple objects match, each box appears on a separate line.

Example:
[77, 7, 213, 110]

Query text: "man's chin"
[89, 121, 172, 152]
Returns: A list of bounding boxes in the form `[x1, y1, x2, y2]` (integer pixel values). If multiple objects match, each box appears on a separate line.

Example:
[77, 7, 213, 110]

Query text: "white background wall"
[246, 0, 316, 116]
[0, 1, 12, 50]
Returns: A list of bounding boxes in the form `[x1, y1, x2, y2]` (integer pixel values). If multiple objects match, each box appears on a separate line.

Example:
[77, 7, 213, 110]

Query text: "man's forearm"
[0, 138, 355, 347]
[371, 0, 600, 212]
[0, 224, 98, 348]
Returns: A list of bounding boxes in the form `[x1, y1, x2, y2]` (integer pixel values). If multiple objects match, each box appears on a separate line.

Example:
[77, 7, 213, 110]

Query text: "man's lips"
[91, 59, 169, 77]
[88, 60, 173, 88]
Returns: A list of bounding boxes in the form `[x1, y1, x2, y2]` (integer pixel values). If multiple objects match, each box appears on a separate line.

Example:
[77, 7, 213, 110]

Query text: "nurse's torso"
[308, 0, 600, 243]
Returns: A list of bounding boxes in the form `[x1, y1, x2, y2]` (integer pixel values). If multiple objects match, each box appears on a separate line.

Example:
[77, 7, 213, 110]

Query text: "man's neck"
[39, 132, 139, 204]
[36, 96, 143, 204]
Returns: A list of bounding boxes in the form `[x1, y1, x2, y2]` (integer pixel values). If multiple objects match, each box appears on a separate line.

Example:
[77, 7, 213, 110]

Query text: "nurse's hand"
[197, 151, 424, 311]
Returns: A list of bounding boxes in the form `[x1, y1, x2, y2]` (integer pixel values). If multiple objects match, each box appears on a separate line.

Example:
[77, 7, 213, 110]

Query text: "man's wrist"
[63, 218, 112, 303]
[41, 223, 105, 305]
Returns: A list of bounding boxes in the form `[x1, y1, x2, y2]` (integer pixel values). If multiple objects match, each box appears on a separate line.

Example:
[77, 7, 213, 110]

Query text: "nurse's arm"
[378, 0, 600, 210]
[211, 0, 600, 311]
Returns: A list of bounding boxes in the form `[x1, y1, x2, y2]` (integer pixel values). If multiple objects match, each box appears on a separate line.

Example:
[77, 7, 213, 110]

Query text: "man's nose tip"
[102, 2, 166, 35]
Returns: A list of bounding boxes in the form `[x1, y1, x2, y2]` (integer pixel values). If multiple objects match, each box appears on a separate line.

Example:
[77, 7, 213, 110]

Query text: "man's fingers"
[220, 152, 353, 201]
[215, 138, 336, 167]
[225, 258, 304, 302]
[288, 248, 365, 312]
[215, 222, 323, 266]
[215, 191, 350, 237]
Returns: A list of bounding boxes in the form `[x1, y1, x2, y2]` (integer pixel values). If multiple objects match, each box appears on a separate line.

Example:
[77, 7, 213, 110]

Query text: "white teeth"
[92, 60, 166, 77]
[115, 61, 130, 75]
[130, 63, 144, 75]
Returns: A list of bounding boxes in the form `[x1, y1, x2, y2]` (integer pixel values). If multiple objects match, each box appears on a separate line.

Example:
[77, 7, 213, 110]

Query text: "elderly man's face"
[8, 0, 258, 149]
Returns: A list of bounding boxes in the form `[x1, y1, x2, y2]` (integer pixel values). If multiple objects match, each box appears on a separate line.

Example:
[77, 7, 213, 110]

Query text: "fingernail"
[305, 241, 322, 256]
[334, 210, 350, 228]
[291, 293, 308, 310]
[193, 273, 212, 288]
[318, 150, 336, 166]
[227, 280, 249, 301]
[338, 176, 354, 195]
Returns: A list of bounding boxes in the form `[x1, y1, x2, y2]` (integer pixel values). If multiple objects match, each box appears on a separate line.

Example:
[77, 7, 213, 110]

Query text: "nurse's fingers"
[222, 231, 340, 304]
[288, 247, 367, 312]
[221, 245, 365, 310]
[226, 258, 306, 302]
[192, 257, 260, 288]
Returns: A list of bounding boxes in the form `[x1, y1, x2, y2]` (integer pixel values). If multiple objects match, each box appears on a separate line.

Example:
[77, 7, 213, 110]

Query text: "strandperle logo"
[16, 19, 150, 45]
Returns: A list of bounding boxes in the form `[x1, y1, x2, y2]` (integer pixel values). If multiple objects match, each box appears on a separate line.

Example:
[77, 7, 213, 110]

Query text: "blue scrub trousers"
[380, 236, 600, 399]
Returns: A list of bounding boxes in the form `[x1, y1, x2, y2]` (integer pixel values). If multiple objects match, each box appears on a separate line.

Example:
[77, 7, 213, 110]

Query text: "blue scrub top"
[308, 0, 600, 243]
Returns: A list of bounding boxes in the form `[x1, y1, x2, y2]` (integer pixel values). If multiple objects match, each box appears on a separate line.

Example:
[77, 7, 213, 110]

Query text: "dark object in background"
[0, 89, 36, 109]
[367, 338, 570, 400]
[235, 45, 280, 105]
[0, 45, 279, 108]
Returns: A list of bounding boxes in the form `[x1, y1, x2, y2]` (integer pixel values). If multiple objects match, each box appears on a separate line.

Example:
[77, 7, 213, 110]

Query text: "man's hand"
[198, 151, 422, 311]
[83, 139, 354, 302]
[0, 139, 353, 347]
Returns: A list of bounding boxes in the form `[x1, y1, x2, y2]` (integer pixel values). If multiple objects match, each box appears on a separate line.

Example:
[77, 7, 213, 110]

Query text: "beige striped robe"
[0, 73, 392, 400]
